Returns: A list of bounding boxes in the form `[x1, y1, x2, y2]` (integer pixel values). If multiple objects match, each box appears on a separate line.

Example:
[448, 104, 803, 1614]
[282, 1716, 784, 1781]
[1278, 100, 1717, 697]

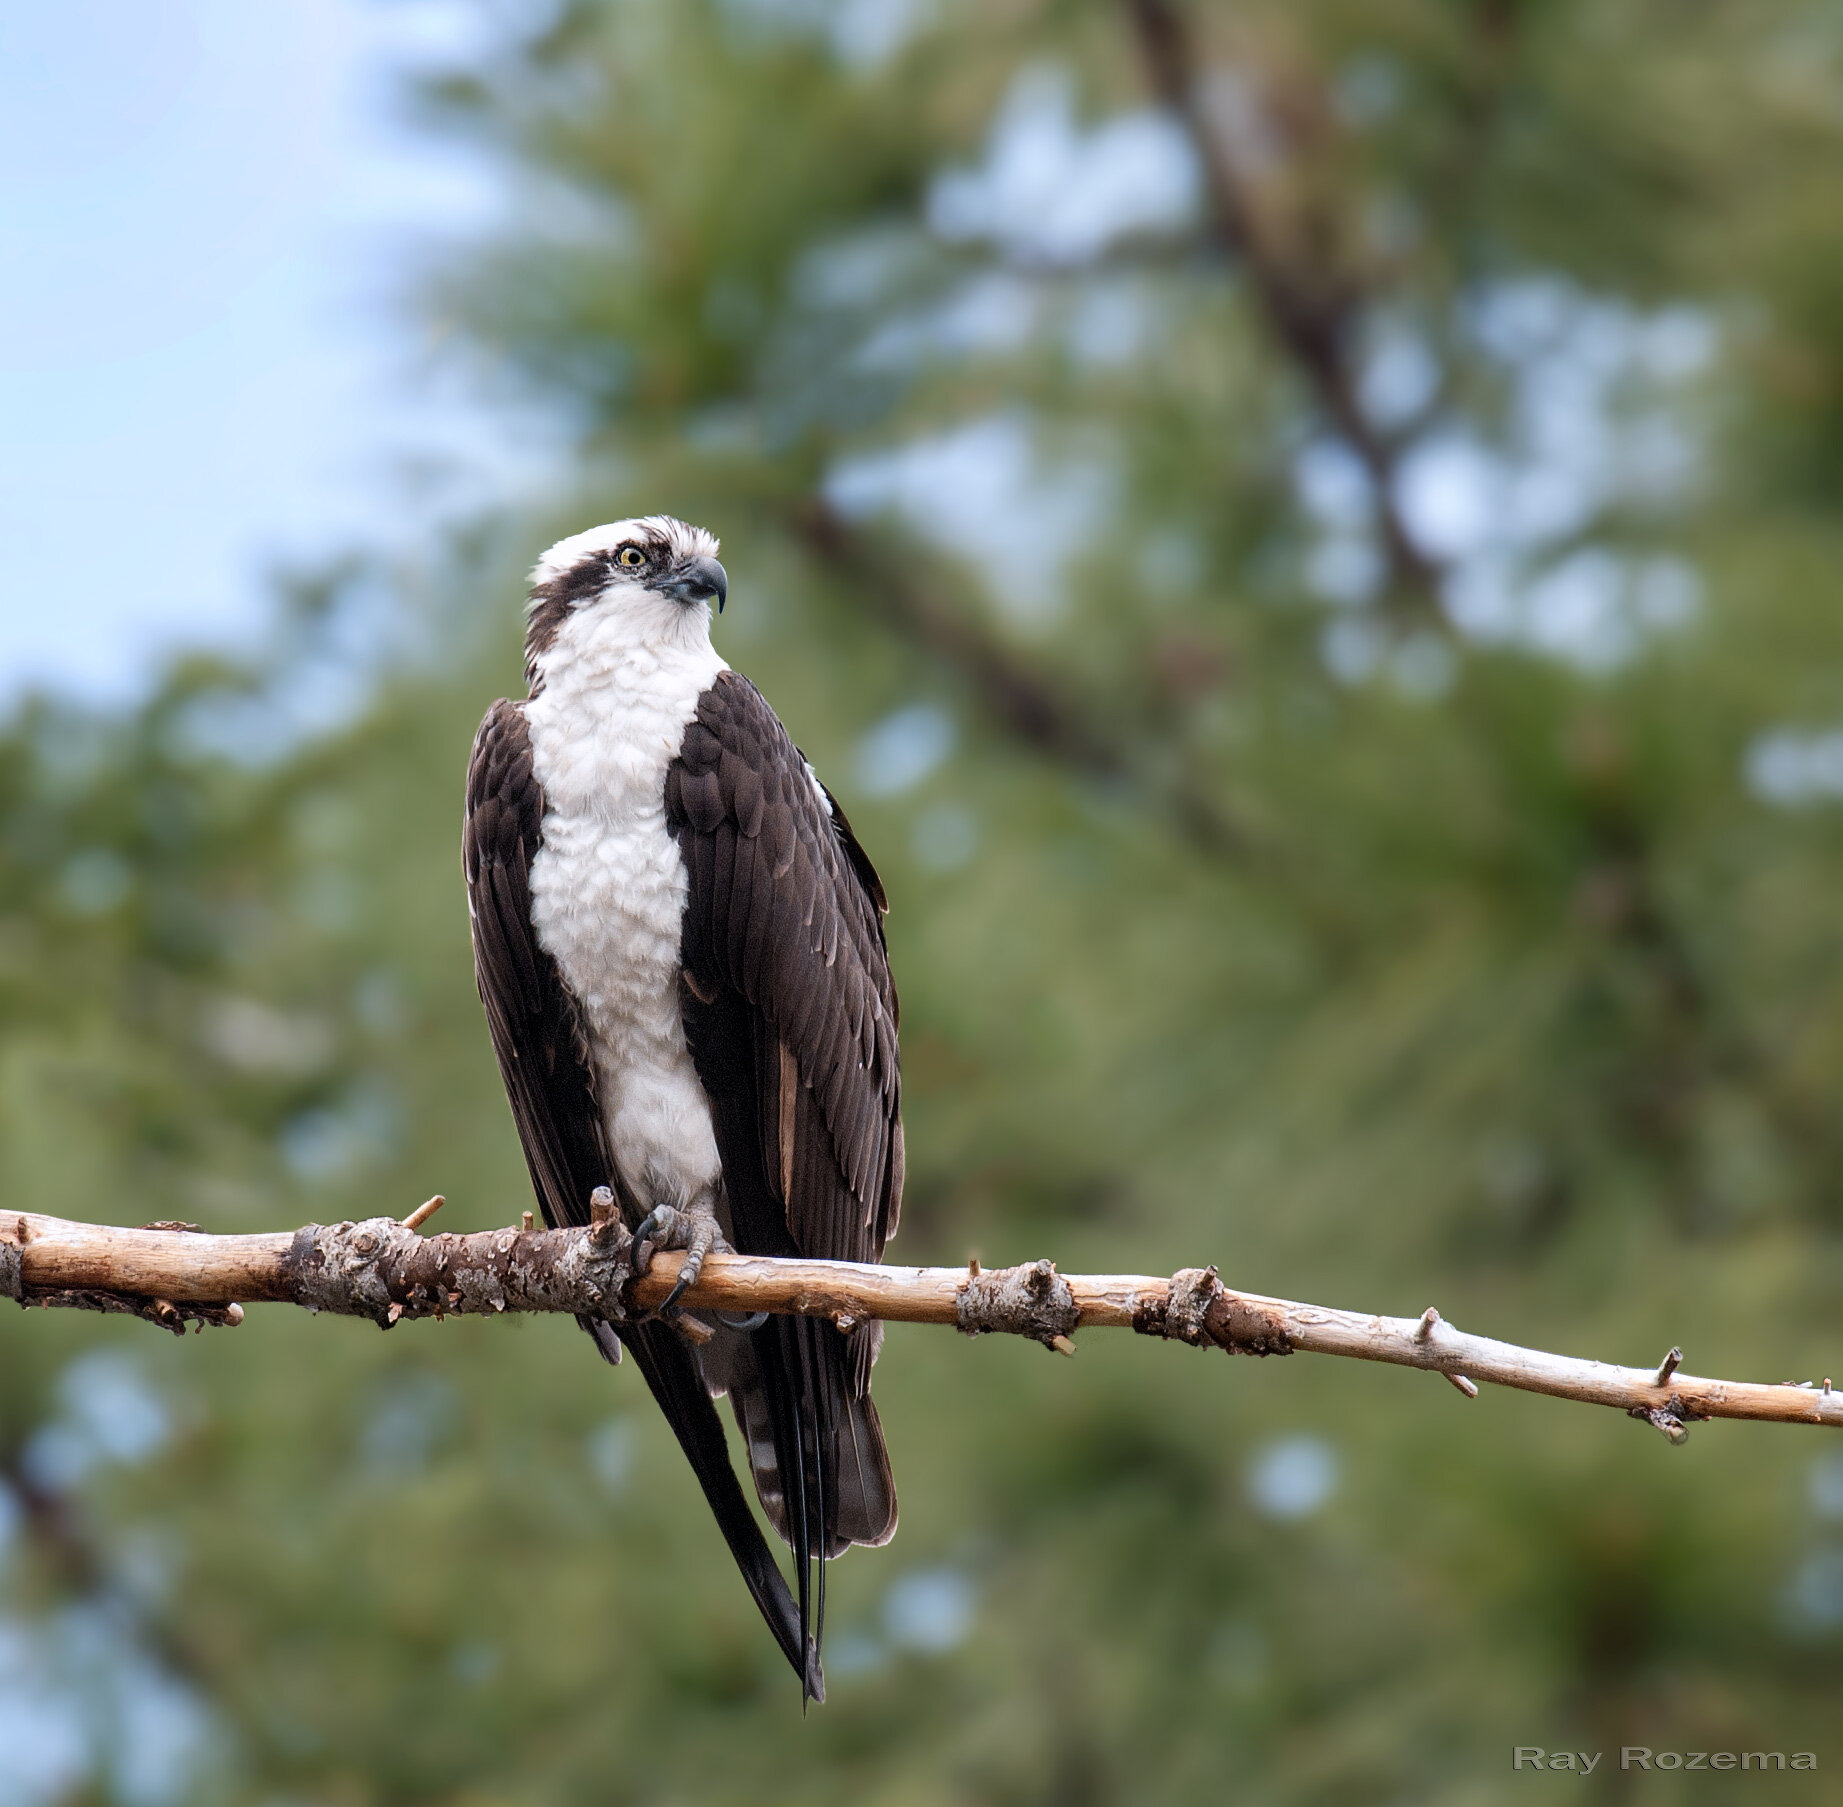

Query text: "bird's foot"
[632, 1203, 730, 1316]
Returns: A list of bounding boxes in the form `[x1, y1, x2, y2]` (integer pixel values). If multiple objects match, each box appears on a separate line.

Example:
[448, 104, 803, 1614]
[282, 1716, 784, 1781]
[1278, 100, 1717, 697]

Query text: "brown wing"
[463, 697, 826, 1700]
[666, 670, 901, 1593]
[667, 671, 903, 1266]
[463, 699, 612, 1242]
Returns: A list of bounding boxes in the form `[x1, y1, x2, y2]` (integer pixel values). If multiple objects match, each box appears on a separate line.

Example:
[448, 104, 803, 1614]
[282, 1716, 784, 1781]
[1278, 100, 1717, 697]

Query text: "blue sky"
[0, 0, 535, 702]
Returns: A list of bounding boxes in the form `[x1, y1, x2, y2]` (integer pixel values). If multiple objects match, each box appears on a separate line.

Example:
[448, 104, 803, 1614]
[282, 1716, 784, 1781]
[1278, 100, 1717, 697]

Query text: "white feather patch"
[524, 583, 729, 1212]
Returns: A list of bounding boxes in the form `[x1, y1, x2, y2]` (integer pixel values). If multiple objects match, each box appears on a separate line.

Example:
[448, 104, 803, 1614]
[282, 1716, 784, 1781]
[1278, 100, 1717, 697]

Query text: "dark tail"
[715, 1310, 895, 1692]
[603, 1315, 826, 1702]
[751, 1313, 828, 1679]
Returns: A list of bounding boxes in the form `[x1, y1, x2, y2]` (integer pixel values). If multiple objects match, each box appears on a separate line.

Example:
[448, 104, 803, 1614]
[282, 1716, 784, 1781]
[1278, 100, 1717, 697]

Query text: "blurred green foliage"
[8, 0, 1843, 1800]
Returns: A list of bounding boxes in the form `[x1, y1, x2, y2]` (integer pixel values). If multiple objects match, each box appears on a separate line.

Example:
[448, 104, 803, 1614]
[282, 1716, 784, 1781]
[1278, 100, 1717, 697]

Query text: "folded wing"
[666, 672, 903, 1665]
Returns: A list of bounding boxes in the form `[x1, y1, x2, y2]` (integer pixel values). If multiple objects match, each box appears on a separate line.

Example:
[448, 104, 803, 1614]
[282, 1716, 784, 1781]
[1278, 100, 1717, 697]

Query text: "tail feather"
[724, 1352, 788, 1540]
[802, 1315, 829, 1662]
[723, 1312, 845, 1676]
[832, 1386, 898, 1549]
[621, 1318, 825, 1702]
[727, 1316, 897, 1558]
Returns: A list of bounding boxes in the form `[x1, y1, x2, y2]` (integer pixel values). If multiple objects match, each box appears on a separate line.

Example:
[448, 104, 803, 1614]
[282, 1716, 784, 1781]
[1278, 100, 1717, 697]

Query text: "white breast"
[523, 606, 729, 1215]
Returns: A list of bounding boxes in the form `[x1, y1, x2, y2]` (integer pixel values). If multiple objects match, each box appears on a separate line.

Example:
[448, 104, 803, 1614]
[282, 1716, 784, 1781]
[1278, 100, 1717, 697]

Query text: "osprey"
[462, 516, 901, 1701]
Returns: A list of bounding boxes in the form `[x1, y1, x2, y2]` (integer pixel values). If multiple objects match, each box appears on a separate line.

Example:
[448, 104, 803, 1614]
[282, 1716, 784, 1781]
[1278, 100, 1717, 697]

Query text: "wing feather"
[670, 672, 901, 1577]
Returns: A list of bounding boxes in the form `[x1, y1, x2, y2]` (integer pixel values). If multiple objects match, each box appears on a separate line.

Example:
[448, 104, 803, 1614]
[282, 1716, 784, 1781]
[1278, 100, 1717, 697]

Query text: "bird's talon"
[632, 1204, 680, 1265]
[629, 1202, 726, 1317]
[659, 1254, 701, 1315]
[716, 1309, 771, 1332]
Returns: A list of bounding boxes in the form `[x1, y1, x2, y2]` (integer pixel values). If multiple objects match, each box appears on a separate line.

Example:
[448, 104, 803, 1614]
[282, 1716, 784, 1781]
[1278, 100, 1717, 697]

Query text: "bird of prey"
[463, 515, 901, 1700]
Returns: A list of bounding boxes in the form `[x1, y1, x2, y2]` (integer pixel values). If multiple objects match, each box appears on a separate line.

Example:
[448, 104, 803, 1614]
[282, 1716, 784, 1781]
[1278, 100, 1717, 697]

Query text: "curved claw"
[715, 1310, 771, 1332]
[659, 1252, 702, 1315]
[627, 1205, 683, 1320]
[630, 1204, 730, 1318]
[632, 1204, 679, 1265]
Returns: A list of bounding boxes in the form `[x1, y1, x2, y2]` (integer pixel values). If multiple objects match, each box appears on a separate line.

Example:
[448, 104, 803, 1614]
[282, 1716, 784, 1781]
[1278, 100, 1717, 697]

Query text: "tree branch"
[4, 1208, 1839, 1443]
[1123, 0, 1447, 625]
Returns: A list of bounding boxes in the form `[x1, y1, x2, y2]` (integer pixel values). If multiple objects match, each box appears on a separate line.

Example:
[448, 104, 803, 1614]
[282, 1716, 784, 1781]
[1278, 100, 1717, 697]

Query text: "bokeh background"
[6, 0, 1843, 1800]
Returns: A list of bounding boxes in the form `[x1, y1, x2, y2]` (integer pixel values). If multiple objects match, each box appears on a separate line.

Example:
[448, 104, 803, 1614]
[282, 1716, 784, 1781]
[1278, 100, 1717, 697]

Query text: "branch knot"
[0, 1220, 22, 1302]
[955, 1258, 1079, 1347]
[1133, 1266, 1294, 1356]
[1166, 1266, 1222, 1346]
[291, 1218, 410, 1325]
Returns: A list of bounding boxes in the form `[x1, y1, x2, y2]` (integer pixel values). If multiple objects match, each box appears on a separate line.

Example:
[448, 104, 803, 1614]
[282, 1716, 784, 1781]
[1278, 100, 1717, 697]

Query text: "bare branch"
[5, 1211, 1840, 1440]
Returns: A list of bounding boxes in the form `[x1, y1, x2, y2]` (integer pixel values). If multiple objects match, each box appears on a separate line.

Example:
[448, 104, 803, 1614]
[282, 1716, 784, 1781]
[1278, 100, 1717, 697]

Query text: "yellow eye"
[617, 545, 646, 569]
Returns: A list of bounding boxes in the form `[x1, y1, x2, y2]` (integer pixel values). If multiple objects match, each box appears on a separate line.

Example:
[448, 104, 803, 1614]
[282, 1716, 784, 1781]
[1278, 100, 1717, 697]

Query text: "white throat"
[526, 597, 725, 809]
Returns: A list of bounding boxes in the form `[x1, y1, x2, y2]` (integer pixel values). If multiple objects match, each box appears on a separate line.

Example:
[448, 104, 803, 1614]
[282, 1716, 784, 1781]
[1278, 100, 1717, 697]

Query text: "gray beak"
[650, 555, 728, 613]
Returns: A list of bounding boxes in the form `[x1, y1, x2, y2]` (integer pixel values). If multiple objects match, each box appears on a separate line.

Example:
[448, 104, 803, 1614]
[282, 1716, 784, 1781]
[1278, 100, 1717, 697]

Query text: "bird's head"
[524, 515, 728, 688]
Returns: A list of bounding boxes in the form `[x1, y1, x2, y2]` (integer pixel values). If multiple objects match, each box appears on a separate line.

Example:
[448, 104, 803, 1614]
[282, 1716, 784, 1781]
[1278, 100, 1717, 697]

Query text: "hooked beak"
[649, 555, 728, 613]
